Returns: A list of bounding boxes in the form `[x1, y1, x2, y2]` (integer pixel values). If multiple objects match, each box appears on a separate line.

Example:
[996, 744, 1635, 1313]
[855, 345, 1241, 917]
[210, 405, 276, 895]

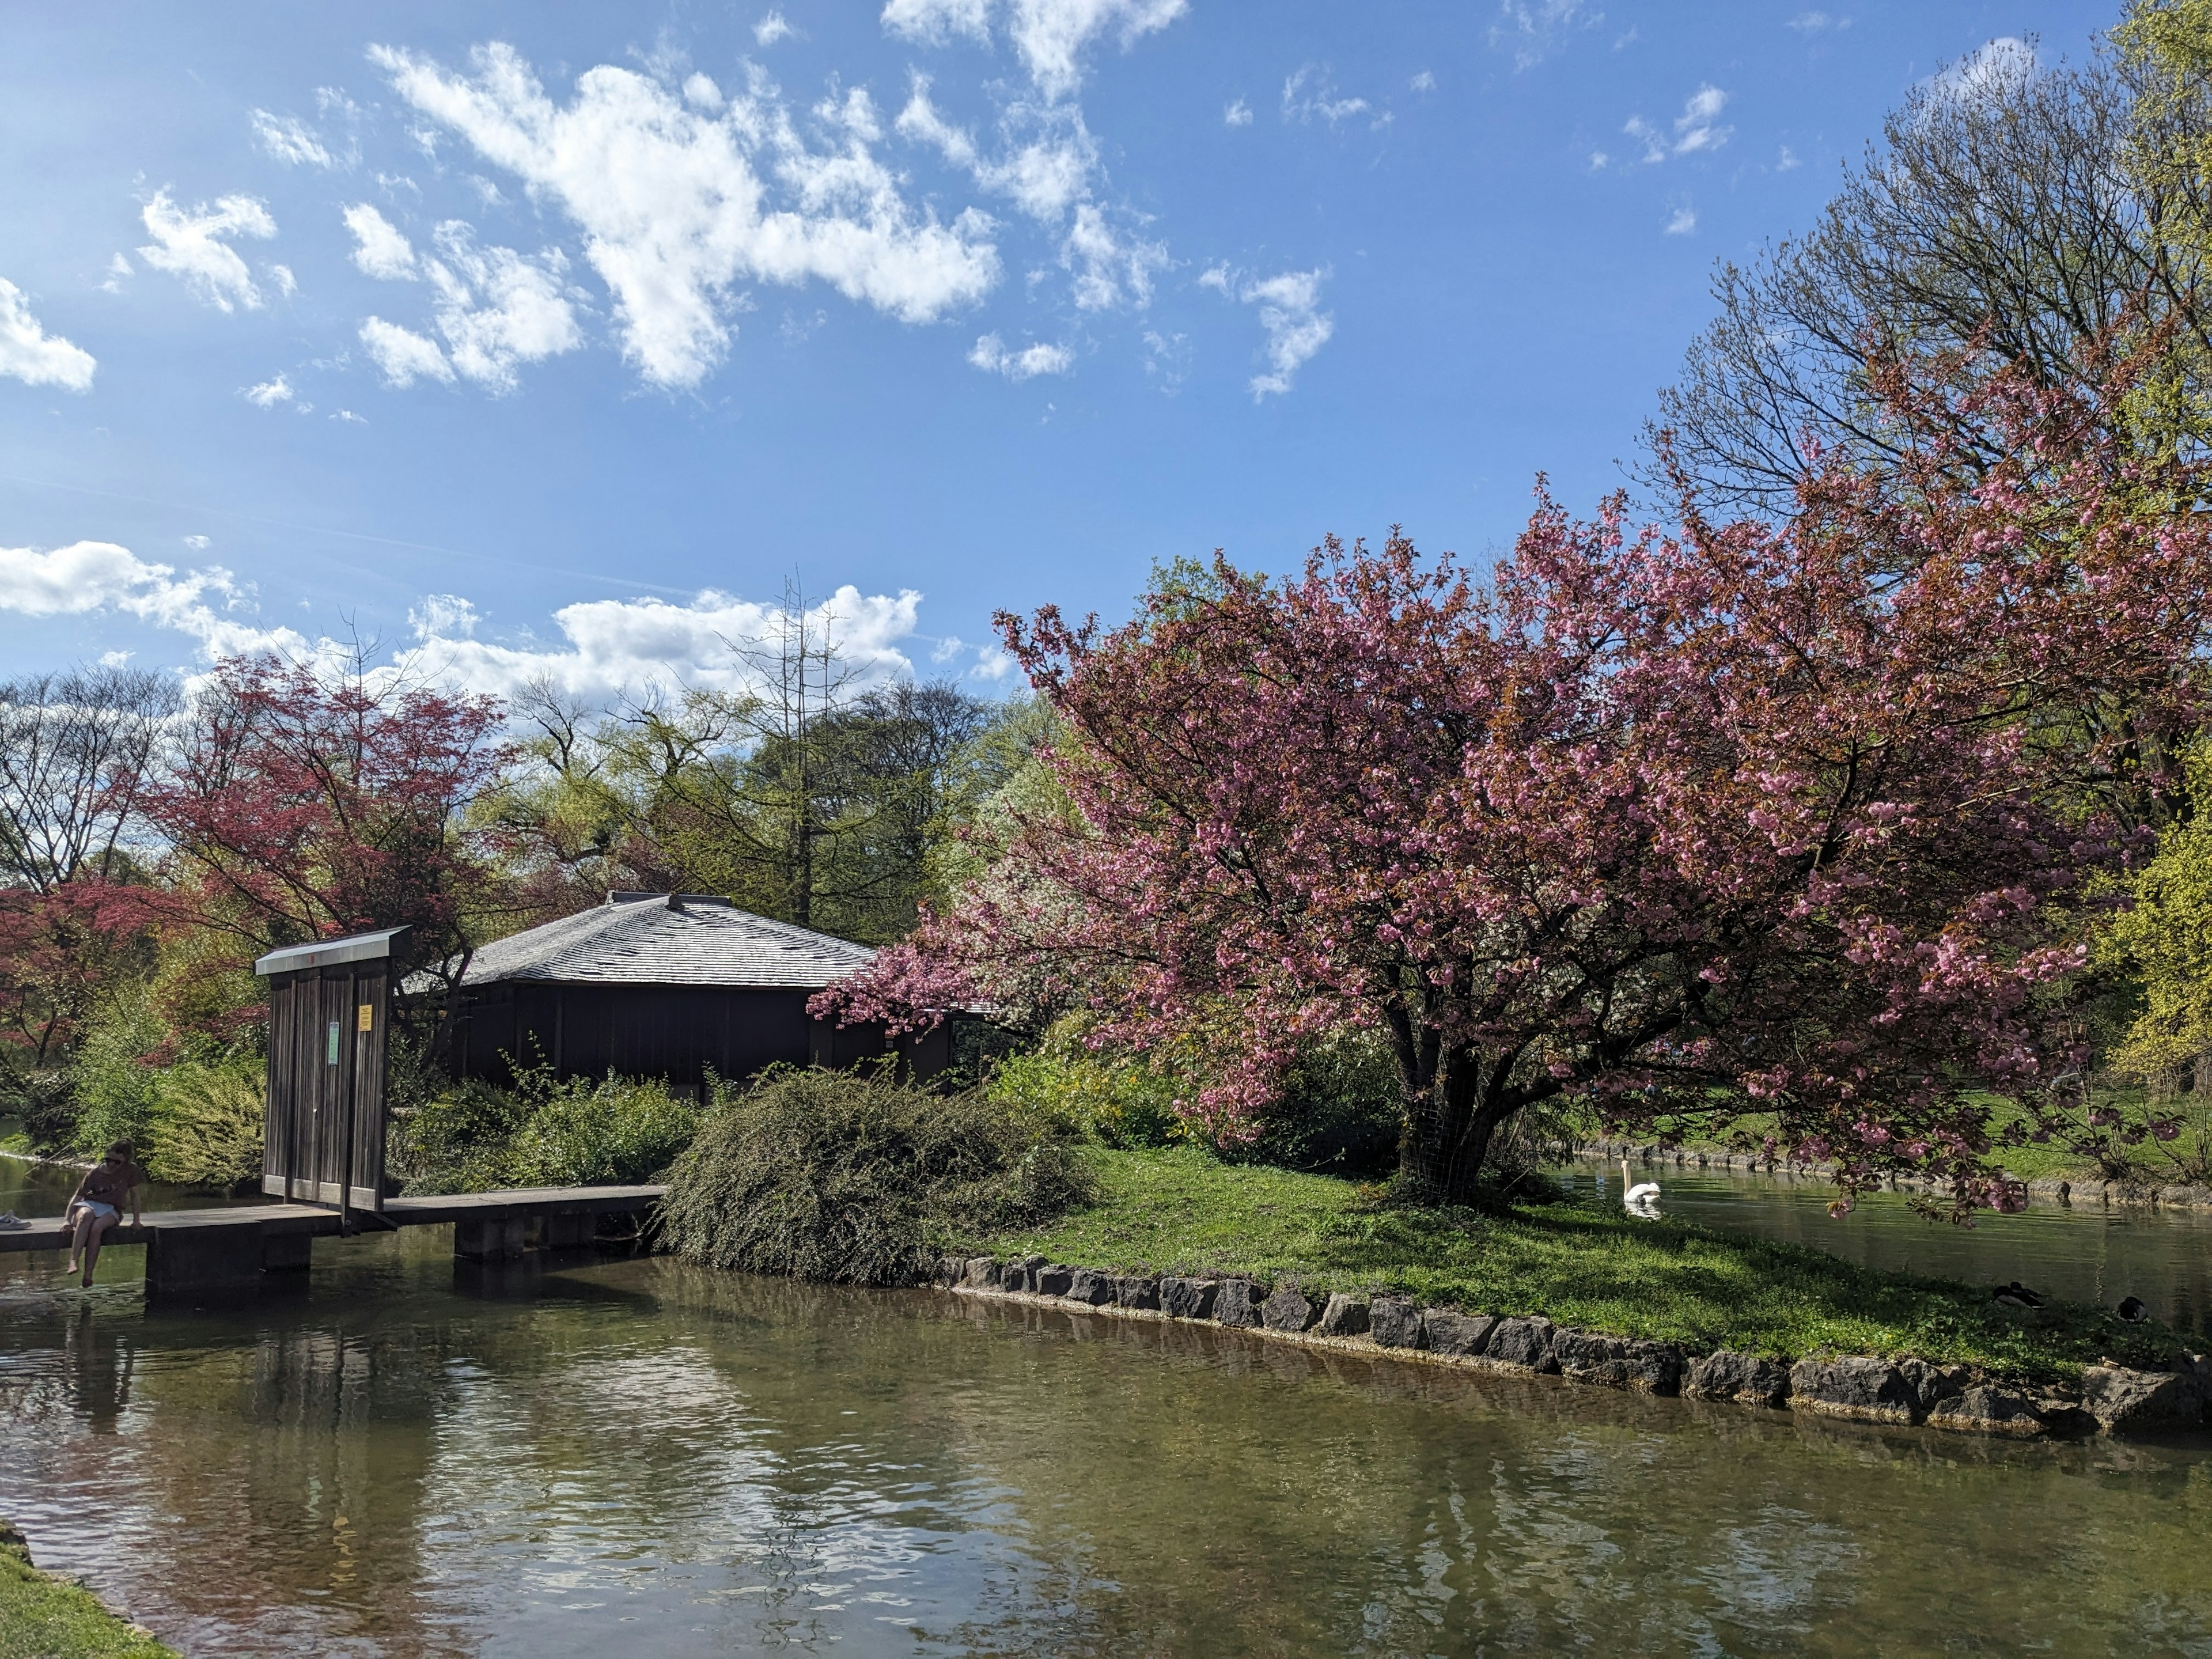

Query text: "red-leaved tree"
[822, 358, 2211, 1210]
[0, 666, 173, 1098]
[138, 657, 512, 986]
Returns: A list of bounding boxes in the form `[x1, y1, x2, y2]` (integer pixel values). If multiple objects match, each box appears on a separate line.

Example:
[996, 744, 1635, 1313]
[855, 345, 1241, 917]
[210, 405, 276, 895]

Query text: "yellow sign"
[357, 1003, 374, 1033]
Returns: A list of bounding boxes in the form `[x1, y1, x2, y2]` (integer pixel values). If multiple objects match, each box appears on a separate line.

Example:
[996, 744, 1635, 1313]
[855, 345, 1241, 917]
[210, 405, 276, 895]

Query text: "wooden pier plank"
[0, 1185, 665, 1256]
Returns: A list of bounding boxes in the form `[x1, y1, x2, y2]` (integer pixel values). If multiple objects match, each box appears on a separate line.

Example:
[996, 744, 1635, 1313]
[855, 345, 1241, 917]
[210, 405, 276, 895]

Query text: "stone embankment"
[934, 1254, 2212, 1442]
[1577, 1138, 2212, 1213]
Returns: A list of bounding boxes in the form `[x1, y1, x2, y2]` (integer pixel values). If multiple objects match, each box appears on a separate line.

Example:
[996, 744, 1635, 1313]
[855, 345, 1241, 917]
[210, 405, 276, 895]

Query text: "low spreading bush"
[659, 1065, 1095, 1285]
[143, 1063, 264, 1191]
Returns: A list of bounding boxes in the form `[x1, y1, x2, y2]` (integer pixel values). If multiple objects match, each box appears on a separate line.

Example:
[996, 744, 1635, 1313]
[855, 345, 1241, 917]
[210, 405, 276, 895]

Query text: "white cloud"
[1061, 202, 1164, 309]
[1410, 70, 1436, 93]
[1671, 84, 1729, 154]
[268, 263, 297, 297]
[930, 634, 967, 662]
[98, 253, 132, 295]
[99, 650, 132, 668]
[137, 190, 278, 312]
[331, 408, 367, 423]
[980, 108, 1099, 218]
[0, 279, 96, 391]
[410, 593, 479, 639]
[415, 224, 579, 389]
[970, 644, 1016, 681]
[346, 202, 419, 279]
[181, 535, 210, 550]
[1281, 66, 1369, 127]
[969, 332, 1073, 378]
[359, 316, 454, 387]
[755, 10, 796, 45]
[244, 373, 294, 407]
[882, 0, 1186, 99]
[1787, 10, 1849, 32]
[354, 202, 593, 395]
[1624, 85, 1730, 163]
[1492, 0, 1597, 71]
[1664, 203, 1696, 235]
[0, 539, 283, 657]
[5, 539, 933, 706]
[1207, 266, 1332, 400]
[373, 43, 1001, 389]
[882, 0, 992, 47]
[1224, 97, 1252, 127]
[896, 78, 982, 170]
[408, 584, 925, 702]
[899, 79, 1099, 221]
[251, 109, 335, 167]
[1006, 0, 1187, 100]
[1777, 145, 1800, 172]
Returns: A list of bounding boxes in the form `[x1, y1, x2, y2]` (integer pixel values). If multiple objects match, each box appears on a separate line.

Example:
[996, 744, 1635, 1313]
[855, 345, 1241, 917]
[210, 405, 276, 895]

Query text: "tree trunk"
[1395, 1046, 1510, 1206]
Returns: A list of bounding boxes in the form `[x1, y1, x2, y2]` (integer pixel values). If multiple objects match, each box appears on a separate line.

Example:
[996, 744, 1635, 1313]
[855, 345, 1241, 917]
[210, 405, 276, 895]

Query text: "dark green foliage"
[391, 1064, 700, 1195]
[1223, 1031, 1405, 1178]
[658, 1065, 1095, 1285]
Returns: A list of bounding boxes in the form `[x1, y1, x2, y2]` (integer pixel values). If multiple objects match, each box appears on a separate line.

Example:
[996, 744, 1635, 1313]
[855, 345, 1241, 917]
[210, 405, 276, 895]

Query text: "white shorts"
[72, 1200, 118, 1224]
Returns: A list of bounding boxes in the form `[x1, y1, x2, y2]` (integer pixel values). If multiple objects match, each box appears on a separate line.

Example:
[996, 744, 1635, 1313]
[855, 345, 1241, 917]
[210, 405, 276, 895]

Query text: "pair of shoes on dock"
[0, 1210, 21, 1229]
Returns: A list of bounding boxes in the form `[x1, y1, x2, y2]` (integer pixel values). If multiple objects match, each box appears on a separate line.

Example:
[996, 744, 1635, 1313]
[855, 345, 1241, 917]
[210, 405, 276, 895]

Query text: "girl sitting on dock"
[61, 1142, 147, 1289]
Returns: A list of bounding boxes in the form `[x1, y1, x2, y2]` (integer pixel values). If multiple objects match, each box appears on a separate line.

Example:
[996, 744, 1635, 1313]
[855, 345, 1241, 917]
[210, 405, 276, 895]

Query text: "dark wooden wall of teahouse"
[439, 981, 951, 1088]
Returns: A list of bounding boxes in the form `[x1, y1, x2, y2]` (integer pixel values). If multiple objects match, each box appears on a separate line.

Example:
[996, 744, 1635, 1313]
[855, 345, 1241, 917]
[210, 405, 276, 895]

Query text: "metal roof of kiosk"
[254, 926, 410, 977]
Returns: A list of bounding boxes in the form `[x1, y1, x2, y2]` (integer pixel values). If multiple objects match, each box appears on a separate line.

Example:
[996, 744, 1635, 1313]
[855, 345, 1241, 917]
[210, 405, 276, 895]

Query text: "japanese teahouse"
[423, 891, 948, 1092]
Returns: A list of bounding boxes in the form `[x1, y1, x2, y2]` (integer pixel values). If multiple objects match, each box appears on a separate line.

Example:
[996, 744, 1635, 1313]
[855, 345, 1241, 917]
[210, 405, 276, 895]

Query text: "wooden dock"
[0, 1185, 665, 1295]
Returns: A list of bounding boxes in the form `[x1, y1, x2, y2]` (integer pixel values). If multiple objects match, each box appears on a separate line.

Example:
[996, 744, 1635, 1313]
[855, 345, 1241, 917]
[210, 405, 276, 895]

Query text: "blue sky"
[0, 0, 2120, 702]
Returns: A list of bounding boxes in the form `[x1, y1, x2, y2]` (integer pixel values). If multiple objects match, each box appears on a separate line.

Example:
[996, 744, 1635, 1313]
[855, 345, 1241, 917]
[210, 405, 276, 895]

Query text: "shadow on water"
[3, 1231, 2210, 1657]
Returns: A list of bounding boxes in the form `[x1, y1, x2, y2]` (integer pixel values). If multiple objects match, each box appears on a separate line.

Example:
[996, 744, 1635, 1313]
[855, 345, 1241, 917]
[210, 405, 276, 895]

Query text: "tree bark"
[1395, 1045, 1511, 1206]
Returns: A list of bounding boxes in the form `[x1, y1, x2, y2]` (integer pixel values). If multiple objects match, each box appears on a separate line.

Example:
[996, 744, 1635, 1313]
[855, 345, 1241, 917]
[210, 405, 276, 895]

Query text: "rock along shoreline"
[931, 1254, 2212, 1443]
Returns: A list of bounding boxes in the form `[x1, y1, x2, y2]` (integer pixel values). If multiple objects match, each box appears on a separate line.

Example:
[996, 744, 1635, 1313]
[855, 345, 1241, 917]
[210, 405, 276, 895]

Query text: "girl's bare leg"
[67, 1210, 93, 1276]
[79, 1216, 112, 1286]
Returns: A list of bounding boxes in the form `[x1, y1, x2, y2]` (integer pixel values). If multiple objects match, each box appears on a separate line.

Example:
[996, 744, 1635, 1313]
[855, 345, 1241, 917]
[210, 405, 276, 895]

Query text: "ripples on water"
[2, 1230, 2210, 1658]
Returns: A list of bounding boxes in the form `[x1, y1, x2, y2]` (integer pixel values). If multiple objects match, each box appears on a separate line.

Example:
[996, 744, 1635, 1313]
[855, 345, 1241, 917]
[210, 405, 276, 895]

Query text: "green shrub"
[986, 1046, 1182, 1147]
[506, 1076, 700, 1188]
[1228, 1029, 1405, 1179]
[143, 1063, 264, 1190]
[66, 1002, 168, 1157]
[390, 1068, 701, 1195]
[659, 1065, 1095, 1285]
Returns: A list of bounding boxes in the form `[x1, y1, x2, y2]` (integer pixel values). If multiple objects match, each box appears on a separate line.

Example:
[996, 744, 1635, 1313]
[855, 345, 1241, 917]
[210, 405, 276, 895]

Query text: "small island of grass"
[964, 1147, 2190, 1388]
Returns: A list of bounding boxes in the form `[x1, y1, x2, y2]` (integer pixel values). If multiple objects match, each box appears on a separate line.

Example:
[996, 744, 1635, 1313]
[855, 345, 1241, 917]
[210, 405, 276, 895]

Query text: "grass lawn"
[0, 1528, 175, 1659]
[974, 1146, 2191, 1387]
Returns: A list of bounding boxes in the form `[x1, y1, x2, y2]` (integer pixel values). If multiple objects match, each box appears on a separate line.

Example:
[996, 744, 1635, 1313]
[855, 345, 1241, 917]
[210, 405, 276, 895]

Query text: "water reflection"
[5, 1236, 2209, 1657]
[1564, 1162, 2212, 1338]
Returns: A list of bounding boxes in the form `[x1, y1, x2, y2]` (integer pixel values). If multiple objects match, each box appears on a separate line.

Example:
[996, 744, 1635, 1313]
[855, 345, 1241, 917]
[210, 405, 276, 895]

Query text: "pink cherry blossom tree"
[823, 354, 2211, 1210]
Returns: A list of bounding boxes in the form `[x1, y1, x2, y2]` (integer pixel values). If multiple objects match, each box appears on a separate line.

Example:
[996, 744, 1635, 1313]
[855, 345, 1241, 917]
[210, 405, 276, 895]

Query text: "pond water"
[1559, 1163, 2212, 1340]
[3, 1233, 2210, 1658]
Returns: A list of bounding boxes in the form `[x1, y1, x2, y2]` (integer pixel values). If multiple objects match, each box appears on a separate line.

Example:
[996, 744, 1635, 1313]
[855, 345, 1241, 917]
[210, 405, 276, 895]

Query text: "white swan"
[1621, 1158, 1662, 1214]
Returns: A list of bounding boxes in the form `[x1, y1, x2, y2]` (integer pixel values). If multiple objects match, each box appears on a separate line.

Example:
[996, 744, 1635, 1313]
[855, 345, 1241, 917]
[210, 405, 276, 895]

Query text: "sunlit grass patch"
[974, 1146, 2188, 1385]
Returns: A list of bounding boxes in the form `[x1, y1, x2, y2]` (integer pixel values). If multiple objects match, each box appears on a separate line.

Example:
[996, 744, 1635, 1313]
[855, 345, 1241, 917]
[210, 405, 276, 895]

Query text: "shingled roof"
[440, 893, 877, 990]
